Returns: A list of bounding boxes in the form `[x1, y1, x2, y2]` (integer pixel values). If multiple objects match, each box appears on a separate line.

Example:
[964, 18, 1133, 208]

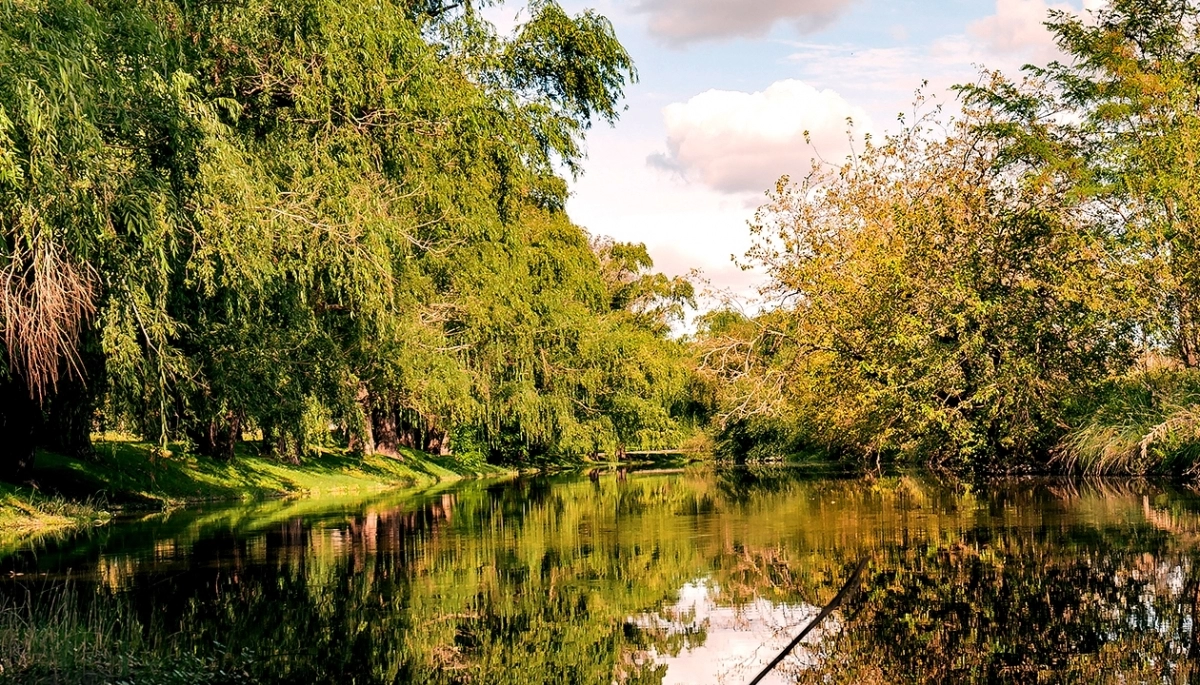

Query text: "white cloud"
[784, 43, 937, 106]
[967, 0, 1077, 65]
[567, 126, 768, 303]
[649, 80, 871, 195]
[567, 0, 1109, 304]
[634, 0, 855, 46]
[775, 0, 1104, 132]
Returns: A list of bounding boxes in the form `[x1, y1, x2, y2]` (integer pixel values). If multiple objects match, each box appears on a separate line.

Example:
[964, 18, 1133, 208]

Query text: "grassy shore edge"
[0, 439, 513, 547]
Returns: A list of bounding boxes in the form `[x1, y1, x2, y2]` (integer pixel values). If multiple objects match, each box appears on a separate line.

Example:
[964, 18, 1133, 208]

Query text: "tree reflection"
[5, 473, 1200, 684]
[793, 543, 1200, 683]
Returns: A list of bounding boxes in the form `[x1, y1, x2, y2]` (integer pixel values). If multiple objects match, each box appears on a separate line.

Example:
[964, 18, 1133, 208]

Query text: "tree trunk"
[398, 425, 420, 450]
[43, 372, 96, 459]
[1179, 296, 1200, 368]
[371, 405, 400, 457]
[0, 377, 40, 482]
[424, 426, 448, 455]
[261, 422, 278, 456]
[396, 408, 422, 450]
[369, 403, 440, 459]
[191, 410, 241, 461]
[347, 385, 375, 454]
[258, 422, 292, 463]
[42, 328, 103, 459]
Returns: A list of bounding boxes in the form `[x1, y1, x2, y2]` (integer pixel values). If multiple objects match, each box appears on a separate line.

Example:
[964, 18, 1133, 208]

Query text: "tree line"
[10, 0, 1200, 478]
[697, 0, 1200, 474]
[0, 0, 705, 477]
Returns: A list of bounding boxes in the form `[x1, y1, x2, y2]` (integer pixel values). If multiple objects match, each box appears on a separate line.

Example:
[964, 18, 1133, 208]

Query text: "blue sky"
[490, 0, 1101, 300]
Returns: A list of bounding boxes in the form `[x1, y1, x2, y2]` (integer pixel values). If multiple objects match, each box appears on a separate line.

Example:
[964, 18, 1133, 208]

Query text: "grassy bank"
[0, 438, 510, 543]
[0, 486, 110, 551]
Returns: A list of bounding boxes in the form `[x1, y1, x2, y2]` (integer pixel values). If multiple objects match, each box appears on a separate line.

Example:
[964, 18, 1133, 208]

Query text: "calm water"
[4, 468, 1200, 684]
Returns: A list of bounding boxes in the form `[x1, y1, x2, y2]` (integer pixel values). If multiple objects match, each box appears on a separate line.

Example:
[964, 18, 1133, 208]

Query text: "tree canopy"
[699, 0, 1200, 473]
[14, 0, 1200, 476]
[0, 0, 700, 476]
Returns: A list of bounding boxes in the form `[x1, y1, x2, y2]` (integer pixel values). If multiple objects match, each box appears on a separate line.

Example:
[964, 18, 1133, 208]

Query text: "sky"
[491, 0, 1105, 303]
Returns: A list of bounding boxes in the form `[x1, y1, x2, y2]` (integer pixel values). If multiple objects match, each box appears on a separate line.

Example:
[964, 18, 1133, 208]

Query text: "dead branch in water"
[745, 557, 870, 685]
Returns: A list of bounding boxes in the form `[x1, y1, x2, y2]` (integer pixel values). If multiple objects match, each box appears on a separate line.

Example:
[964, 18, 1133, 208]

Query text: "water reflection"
[642, 580, 819, 685]
[3, 471, 1200, 683]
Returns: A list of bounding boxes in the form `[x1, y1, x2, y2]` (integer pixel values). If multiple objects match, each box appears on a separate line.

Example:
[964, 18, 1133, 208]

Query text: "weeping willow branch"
[0, 239, 97, 399]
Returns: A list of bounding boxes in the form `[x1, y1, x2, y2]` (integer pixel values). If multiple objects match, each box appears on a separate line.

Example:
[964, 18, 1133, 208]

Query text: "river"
[3, 467, 1200, 683]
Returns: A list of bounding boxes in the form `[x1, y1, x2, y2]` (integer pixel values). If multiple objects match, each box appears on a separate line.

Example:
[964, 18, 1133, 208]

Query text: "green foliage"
[701, 104, 1130, 469]
[27, 437, 504, 509]
[700, 0, 1200, 473]
[954, 0, 1200, 470]
[0, 483, 108, 553]
[0, 0, 698, 472]
[1060, 363, 1200, 475]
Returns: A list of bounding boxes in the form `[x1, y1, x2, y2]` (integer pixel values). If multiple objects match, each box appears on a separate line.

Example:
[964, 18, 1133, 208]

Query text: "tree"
[967, 0, 1200, 368]
[705, 100, 1129, 468]
[0, 0, 705, 476]
[0, 0, 222, 475]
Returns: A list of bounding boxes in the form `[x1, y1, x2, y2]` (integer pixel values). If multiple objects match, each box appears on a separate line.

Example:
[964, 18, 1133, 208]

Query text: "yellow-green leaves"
[706, 103, 1128, 467]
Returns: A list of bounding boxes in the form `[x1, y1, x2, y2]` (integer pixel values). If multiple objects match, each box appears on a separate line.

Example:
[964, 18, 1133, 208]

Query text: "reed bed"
[1059, 368, 1200, 475]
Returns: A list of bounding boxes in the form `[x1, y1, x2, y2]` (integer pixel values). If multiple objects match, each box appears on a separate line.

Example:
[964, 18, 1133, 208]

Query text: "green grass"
[1059, 366, 1200, 475]
[0, 437, 509, 546]
[0, 485, 110, 552]
[0, 583, 249, 684]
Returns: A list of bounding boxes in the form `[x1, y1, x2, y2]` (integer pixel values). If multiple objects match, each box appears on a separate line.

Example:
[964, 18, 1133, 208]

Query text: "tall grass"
[1058, 366, 1200, 475]
[0, 584, 249, 684]
[0, 486, 109, 535]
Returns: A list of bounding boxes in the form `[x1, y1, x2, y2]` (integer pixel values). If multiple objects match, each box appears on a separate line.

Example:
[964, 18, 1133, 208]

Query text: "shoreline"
[0, 439, 514, 550]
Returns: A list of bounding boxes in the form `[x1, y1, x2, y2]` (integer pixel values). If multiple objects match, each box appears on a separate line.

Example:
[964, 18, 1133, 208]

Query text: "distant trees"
[0, 0, 700, 477]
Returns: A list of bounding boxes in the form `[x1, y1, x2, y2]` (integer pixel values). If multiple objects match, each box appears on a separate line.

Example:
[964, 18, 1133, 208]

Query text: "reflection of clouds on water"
[640, 579, 822, 685]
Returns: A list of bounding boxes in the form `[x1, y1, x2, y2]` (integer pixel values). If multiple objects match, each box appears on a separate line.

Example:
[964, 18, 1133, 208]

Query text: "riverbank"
[0, 438, 511, 545]
[0, 486, 110, 549]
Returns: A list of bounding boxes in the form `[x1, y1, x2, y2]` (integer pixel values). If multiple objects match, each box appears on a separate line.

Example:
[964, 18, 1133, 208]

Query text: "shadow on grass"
[25, 439, 498, 509]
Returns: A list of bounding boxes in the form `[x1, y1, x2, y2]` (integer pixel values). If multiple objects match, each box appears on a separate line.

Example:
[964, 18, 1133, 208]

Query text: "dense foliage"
[700, 0, 1200, 473]
[701, 104, 1130, 469]
[11, 0, 1200, 477]
[0, 0, 701, 476]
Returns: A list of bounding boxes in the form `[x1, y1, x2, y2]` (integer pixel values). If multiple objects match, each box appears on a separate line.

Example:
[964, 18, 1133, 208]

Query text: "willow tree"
[0, 0, 225, 476]
[579, 239, 697, 458]
[0, 0, 713, 475]
[0, 0, 708, 473]
[115, 0, 644, 462]
[421, 218, 698, 465]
